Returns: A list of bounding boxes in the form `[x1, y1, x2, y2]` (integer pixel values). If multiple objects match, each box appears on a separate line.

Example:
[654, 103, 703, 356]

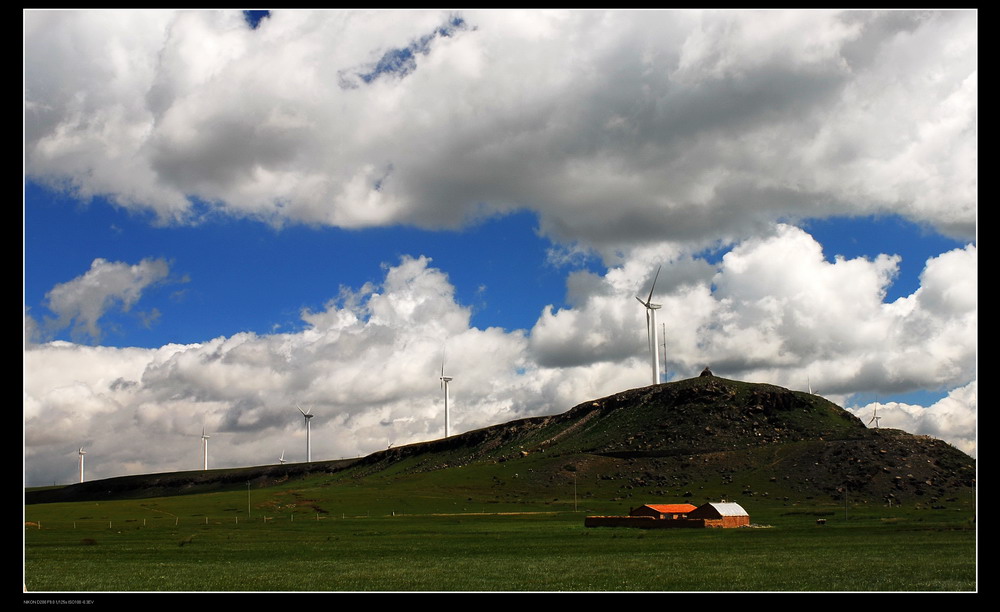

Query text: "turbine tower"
[440, 360, 454, 438]
[201, 427, 210, 471]
[297, 405, 314, 462]
[661, 322, 668, 379]
[78, 447, 86, 483]
[636, 265, 662, 385]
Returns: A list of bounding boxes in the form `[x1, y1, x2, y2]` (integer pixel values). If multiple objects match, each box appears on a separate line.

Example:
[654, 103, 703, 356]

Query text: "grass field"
[24, 490, 976, 592]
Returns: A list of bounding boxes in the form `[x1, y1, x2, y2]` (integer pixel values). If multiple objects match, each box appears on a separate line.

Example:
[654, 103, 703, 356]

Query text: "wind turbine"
[636, 265, 662, 385]
[201, 427, 210, 471]
[78, 447, 86, 483]
[440, 360, 454, 438]
[869, 396, 882, 428]
[278, 449, 286, 465]
[297, 404, 314, 462]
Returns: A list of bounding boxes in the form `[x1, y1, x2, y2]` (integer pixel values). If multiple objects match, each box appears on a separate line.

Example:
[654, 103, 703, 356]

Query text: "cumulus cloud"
[708, 235, 976, 395]
[24, 237, 976, 485]
[531, 226, 976, 393]
[42, 258, 172, 343]
[25, 9, 976, 244]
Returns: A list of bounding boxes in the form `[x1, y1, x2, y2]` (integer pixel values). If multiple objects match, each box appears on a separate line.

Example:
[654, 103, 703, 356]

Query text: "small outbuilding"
[629, 503, 697, 520]
[687, 502, 750, 528]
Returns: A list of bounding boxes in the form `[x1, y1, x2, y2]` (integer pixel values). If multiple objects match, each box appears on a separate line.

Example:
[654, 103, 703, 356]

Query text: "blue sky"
[24, 9, 976, 485]
[25, 182, 572, 346]
[25, 183, 961, 348]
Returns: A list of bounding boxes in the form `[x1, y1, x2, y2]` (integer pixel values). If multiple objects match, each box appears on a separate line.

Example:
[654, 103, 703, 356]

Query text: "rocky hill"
[348, 375, 974, 505]
[25, 375, 975, 506]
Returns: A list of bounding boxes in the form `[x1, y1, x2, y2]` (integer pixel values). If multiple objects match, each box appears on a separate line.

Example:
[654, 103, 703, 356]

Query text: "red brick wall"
[584, 516, 708, 529]
[702, 516, 750, 528]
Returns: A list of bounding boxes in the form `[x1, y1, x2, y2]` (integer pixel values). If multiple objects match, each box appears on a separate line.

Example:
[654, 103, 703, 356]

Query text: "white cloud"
[42, 258, 172, 342]
[25, 9, 977, 244]
[530, 224, 976, 399]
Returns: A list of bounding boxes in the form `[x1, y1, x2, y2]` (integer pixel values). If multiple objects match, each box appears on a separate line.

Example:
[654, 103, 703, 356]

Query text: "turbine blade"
[646, 265, 661, 304]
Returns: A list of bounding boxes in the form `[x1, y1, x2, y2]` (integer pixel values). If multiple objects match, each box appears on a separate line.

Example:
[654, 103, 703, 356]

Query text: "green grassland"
[24, 473, 976, 592]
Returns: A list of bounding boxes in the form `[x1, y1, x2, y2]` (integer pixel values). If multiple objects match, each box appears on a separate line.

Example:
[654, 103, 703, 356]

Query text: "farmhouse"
[629, 503, 697, 519]
[687, 502, 750, 528]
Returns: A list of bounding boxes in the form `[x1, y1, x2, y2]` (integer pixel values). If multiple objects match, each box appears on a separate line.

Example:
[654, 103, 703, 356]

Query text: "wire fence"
[23, 513, 344, 531]
[24, 509, 567, 532]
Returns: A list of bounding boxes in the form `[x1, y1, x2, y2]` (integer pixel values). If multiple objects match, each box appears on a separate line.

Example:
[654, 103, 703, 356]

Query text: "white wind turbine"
[201, 427, 210, 471]
[78, 447, 86, 483]
[297, 405, 314, 462]
[869, 396, 882, 428]
[440, 359, 454, 438]
[636, 265, 663, 385]
[278, 449, 287, 465]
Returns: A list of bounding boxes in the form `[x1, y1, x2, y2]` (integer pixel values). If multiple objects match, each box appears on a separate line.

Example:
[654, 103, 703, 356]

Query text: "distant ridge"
[26, 376, 975, 505]
[25, 458, 358, 504]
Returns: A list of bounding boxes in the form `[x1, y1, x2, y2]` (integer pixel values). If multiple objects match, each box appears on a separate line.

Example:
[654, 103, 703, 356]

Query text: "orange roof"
[645, 504, 697, 513]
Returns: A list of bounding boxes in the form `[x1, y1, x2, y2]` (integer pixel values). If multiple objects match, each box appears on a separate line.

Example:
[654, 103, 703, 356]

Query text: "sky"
[23, 9, 977, 486]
